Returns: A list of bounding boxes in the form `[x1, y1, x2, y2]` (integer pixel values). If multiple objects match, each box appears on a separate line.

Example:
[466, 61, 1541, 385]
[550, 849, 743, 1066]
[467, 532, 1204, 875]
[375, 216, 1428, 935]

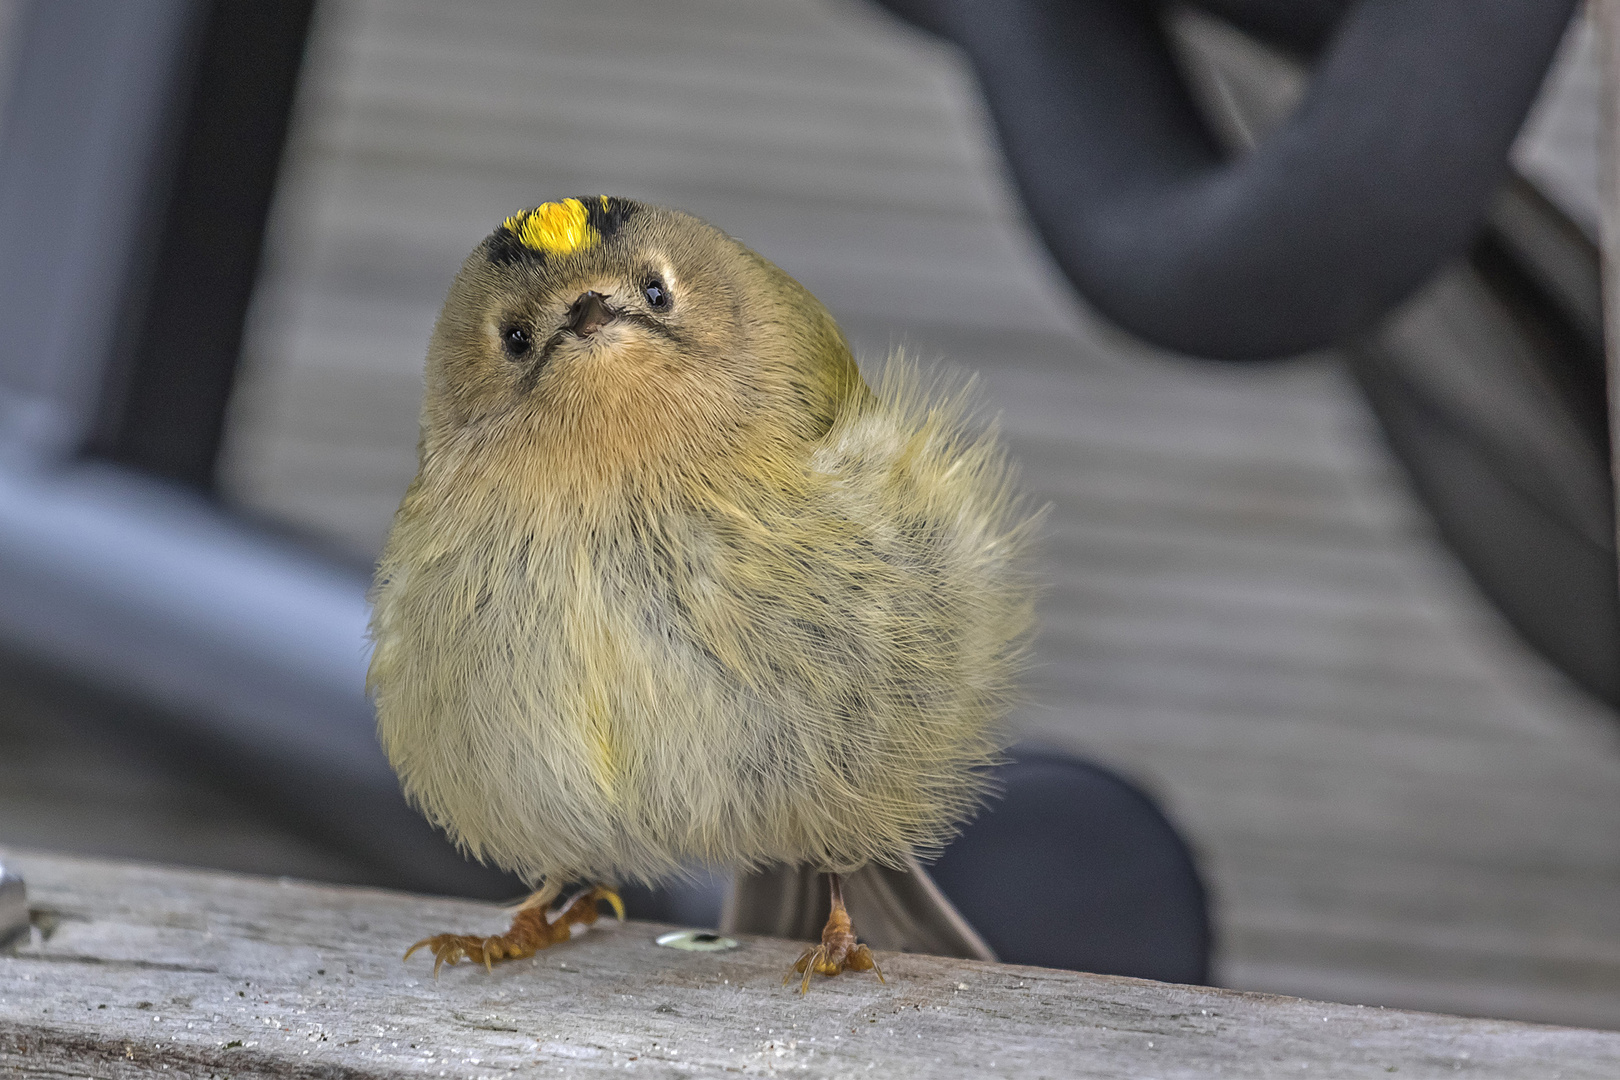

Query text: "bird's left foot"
[405, 884, 625, 977]
[785, 873, 885, 993]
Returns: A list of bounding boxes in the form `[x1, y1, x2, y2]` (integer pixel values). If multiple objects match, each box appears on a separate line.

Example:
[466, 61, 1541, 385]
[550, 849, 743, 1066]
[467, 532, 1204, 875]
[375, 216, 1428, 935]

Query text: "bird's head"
[419, 197, 862, 498]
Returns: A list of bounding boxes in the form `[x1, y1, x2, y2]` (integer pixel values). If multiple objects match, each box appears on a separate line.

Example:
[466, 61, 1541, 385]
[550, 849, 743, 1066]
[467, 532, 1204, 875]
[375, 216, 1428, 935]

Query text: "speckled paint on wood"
[1, 850, 1617, 1079]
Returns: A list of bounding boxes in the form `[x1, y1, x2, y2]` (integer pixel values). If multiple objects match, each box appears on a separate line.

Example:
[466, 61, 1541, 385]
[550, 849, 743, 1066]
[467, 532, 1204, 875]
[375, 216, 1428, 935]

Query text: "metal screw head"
[0, 863, 28, 948]
[655, 929, 739, 952]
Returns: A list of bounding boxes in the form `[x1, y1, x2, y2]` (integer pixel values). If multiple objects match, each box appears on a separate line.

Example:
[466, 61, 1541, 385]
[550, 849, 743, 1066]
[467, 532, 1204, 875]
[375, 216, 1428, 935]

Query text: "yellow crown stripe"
[503, 198, 598, 255]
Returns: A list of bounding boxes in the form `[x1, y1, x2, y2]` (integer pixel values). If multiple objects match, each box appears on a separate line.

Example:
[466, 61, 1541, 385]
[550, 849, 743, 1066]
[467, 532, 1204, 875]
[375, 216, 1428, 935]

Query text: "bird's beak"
[564, 291, 616, 337]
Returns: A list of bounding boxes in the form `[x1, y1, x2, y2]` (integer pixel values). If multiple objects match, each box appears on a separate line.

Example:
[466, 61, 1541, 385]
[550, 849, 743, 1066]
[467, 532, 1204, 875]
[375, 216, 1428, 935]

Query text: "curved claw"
[591, 885, 626, 922]
[788, 945, 824, 994]
[405, 933, 486, 978]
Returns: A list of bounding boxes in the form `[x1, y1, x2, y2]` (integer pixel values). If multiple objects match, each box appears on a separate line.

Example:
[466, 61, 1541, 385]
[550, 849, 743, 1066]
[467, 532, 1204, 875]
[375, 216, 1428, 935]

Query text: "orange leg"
[405, 884, 625, 977]
[786, 872, 885, 993]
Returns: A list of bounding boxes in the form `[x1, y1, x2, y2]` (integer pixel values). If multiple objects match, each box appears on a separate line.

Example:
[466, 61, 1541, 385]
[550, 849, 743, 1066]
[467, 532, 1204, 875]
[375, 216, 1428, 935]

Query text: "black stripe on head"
[485, 225, 531, 266]
[582, 196, 638, 242]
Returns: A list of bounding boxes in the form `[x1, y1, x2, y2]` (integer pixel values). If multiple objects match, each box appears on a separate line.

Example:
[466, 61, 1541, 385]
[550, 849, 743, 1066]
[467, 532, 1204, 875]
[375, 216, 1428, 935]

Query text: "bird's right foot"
[405, 884, 624, 976]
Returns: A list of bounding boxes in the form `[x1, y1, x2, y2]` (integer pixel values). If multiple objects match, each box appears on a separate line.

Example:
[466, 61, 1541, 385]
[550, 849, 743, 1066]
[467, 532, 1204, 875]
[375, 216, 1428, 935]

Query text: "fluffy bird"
[369, 196, 1035, 986]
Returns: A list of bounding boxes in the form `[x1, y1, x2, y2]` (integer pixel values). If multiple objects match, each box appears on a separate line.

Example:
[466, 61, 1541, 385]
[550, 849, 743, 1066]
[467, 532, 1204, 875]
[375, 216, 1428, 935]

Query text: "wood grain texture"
[3, 849, 1617, 1079]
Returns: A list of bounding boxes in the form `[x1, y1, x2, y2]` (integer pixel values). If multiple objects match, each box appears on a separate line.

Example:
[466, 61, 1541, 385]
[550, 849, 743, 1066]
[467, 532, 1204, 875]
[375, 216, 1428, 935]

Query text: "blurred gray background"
[1, 0, 1616, 1030]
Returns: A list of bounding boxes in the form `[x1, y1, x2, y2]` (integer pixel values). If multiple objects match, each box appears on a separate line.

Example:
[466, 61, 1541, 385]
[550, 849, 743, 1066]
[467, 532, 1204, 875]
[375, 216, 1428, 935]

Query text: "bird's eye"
[642, 279, 670, 310]
[500, 324, 532, 358]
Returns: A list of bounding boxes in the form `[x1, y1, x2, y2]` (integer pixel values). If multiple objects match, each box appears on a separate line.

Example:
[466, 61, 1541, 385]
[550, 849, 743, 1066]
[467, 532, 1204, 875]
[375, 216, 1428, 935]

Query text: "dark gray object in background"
[877, 0, 1618, 706]
[1352, 183, 1617, 704]
[876, 0, 1578, 360]
[928, 752, 1210, 984]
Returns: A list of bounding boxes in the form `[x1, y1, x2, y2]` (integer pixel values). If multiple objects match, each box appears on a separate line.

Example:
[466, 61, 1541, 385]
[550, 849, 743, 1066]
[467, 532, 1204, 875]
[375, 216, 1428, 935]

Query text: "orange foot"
[405, 884, 625, 977]
[786, 872, 885, 993]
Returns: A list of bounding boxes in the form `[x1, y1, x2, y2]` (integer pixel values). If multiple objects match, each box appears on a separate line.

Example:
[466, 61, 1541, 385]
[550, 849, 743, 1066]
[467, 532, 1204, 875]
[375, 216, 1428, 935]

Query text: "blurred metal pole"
[0, 863, 25, 948]
[0, 0, 199, 465]
[88, 1, 317, 489]
[1600, 0, 1620, 569]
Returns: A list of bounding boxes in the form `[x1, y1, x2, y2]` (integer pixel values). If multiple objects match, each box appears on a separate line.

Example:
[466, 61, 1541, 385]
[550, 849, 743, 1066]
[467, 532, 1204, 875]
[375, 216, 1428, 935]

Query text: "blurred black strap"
[876, 0, 1578, 360]
[91, 0, 317, 489]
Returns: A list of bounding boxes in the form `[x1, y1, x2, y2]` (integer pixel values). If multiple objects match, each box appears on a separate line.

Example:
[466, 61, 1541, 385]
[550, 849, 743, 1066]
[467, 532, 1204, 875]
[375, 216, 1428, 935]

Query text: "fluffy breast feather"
[368, 361, 1037, 887]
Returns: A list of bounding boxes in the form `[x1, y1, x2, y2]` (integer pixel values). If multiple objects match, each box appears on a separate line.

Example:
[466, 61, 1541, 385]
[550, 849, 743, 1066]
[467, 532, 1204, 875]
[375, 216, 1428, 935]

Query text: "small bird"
[369, 197, 1035, 987]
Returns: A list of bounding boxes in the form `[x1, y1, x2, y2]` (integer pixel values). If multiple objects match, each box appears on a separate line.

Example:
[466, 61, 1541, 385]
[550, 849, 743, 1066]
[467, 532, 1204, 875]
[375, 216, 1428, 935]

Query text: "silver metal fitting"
[0, 863, 28, 947]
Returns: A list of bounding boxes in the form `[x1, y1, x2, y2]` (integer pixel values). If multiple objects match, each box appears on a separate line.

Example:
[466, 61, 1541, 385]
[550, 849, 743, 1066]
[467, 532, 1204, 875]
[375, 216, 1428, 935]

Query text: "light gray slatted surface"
[0, 659, 362, 885]
[145, 0, 1620, 1030]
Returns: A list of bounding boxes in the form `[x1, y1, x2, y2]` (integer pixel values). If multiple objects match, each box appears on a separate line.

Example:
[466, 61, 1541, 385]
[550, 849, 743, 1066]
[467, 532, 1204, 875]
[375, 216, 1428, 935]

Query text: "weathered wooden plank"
[2, 850, 1616, 1079]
